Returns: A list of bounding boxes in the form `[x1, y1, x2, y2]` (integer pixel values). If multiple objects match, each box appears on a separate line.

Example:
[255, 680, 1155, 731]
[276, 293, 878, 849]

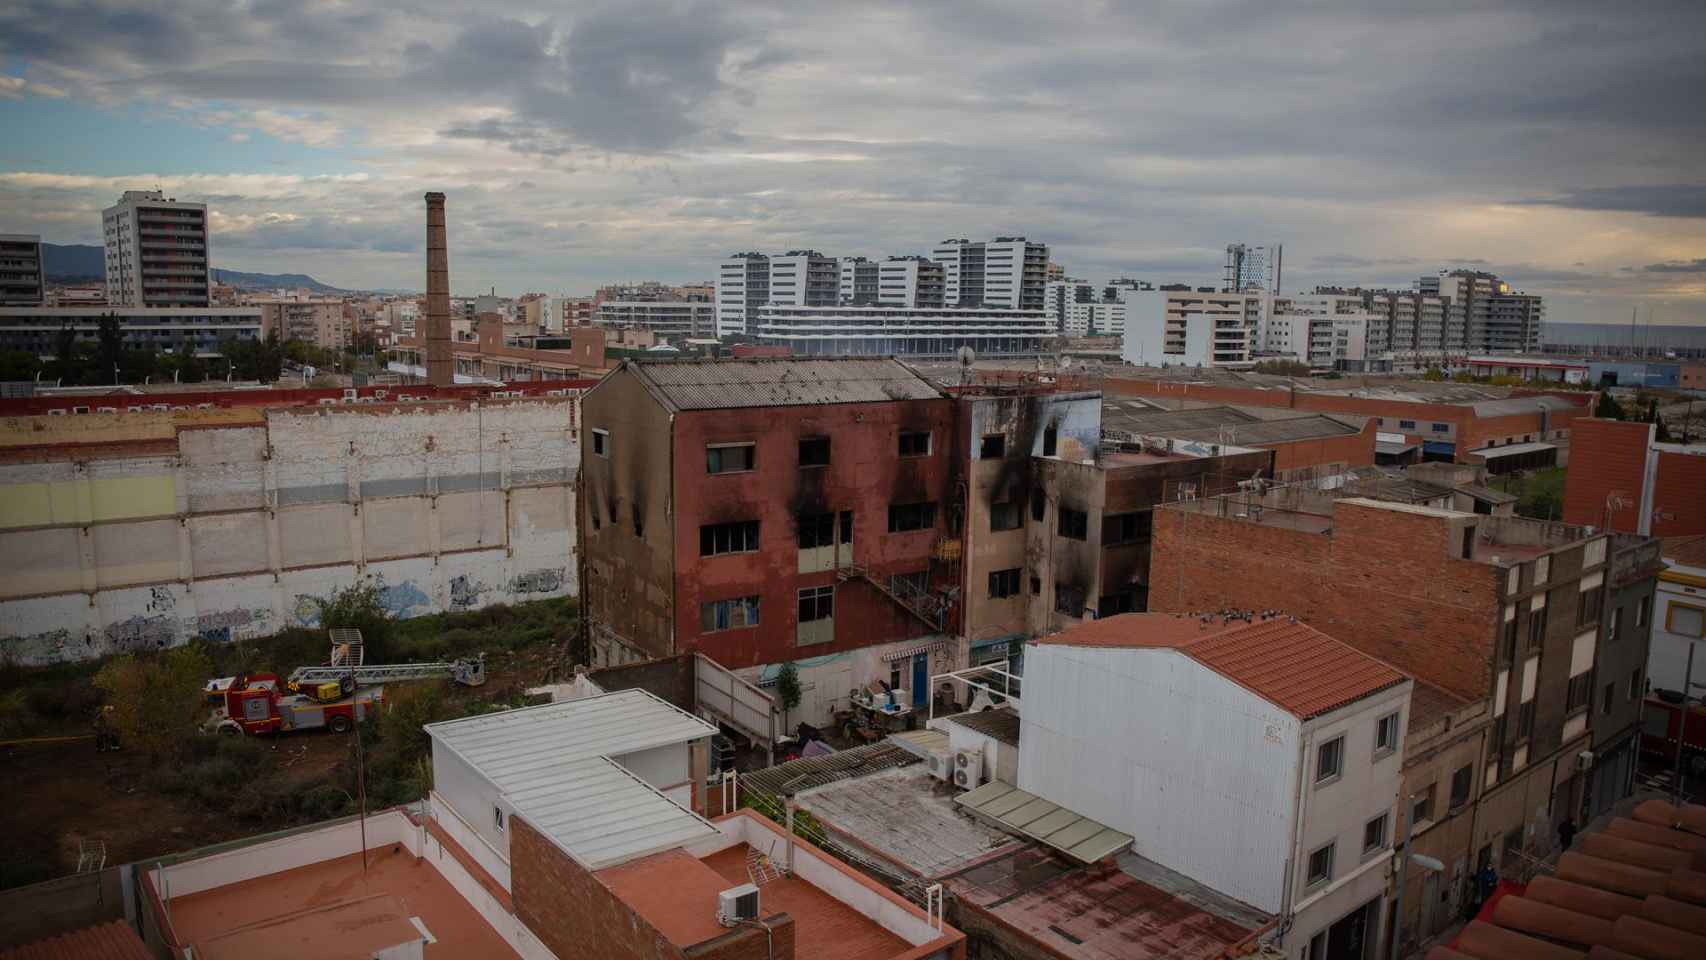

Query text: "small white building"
[425, 688, 718, 884]
[1019, 613, 1413, 960]
[1648, 557, 1706, 699]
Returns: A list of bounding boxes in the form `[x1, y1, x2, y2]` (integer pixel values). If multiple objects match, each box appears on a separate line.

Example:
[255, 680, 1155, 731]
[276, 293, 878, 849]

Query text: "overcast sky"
[3, 0, 1704, 324]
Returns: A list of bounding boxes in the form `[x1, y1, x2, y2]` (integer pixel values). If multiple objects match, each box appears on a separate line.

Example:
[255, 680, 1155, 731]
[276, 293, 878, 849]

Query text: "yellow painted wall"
[0, 475, 177, 529]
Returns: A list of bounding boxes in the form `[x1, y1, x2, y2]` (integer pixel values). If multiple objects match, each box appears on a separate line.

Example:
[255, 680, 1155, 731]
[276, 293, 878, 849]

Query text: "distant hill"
[40, 242, 348, 293]
[210, 268, 346, 294]
[40, 243, 103, 282]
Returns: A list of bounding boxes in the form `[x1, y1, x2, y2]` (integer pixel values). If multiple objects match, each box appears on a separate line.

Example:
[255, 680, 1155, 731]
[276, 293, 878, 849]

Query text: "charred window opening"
[1097, 586, 1137, 617]
[1042, 424, 1058, 457]
[799, 436, 831, 467]
[1058, 507, 1088, 540]
[1031, 488, 1046, 522]
[888, 501, 937, 533]
[899, 430, 932, 457]
[1054, 582, 1086, 616]
[991, 501, 1021, 531]
[1030, 574, 1042, 595]
[798, 512, 837, 549]
[591, 428, 609, 458]
[706, 442, 755, 475]
[989, 568, 1021, 599]
[839, 510, 853, 545]
[798, 585, 834, 622]
[980, 434, 1006, 459]
[1102, 512, 1151, 545]
[701, 596, 760, 632]
[631, 504, 644, 538]
[700, 520, 759, 556]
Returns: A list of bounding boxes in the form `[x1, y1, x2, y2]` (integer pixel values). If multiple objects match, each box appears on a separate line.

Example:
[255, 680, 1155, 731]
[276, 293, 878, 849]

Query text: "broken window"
[798, 585, 834, 622]
[1057, 507, 1088, 540]
[1101, 512, 1151, 545]
[799, 436, 831, 467]
[1030, 487, 1046, 522]
[591, 427, 609, 457]
[989, 568, 1021, 599]
[798, 512, 837, 549]
[990, 501, 1021, 531]
[701, 596, 760, 632]
[1054, 581, 1085, 616]
[888, 501, 937, 533]
[706, 442, 756, 474]
[1096, 587, 1137, 617]
[1450, 765, 1473, 810]
[980, 434, 1006, 458]
[700, 520, 760, 556]
[898, 430, 931, 457]
[1042, 424, 1058, 457]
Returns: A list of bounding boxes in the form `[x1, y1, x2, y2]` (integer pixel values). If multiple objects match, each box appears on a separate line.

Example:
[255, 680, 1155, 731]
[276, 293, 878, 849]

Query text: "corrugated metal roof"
[888, 728, 950, 761]
[0, 921, 152, 960]
[1470, 395, 1578, 417]
[1468, 440, 1556, 458]
[738, 741, 921, 798]
[956, 781, 1134, 864]
[943, 707, 1021, 746]
[1456, 483, 1518, 504]
[1039, 613, 1409, 720]
[625, 357, 943, 411]
[1101, 401, 1362, 445]
[427, 689, 720, 868]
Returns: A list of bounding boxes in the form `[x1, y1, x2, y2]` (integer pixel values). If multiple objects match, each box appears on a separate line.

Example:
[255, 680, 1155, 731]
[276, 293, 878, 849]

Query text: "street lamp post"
[1390, 795, 1445, 960]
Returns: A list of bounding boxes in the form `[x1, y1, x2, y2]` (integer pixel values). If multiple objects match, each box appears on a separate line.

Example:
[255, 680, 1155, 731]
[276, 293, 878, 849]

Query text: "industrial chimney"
[424, 192, 453, 386]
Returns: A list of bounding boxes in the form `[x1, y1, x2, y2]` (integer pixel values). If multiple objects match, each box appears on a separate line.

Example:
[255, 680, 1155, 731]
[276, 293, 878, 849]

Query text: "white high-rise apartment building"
[877, 256, 945, 308]
[1045, 279, 1130, 337]
[839, 257, 878, 305]
[716, 250, 837, 337]
[1262, 293, 1373, 369]
[102, 190, 210, 307]
[931, 237, 1047, 310]
[1419, 270, 1543, 354]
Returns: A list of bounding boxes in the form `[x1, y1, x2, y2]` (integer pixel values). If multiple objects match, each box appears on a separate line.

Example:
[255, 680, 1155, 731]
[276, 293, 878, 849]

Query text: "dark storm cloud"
[1514, 185, 1706, 219]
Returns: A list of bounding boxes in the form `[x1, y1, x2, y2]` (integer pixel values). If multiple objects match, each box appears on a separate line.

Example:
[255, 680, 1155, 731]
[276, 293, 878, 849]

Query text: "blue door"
[912, 654, 929, 708]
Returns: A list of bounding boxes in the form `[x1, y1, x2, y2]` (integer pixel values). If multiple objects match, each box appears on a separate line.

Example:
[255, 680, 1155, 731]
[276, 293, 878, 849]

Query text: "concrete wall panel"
[181, 425, 267, 511]
[0, 526, 83, 597]
[189, 513, 270, 577]
[363, 497, 431, 560]
[440, 490, 506, 554]
[279, 503, 354, 568]
[92, 518, 179, 587]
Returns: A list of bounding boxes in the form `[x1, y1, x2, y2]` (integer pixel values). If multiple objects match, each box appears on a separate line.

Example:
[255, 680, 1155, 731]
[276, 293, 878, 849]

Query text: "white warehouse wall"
[1018, 643, 1298, 913]
[0, 397, 580, 664]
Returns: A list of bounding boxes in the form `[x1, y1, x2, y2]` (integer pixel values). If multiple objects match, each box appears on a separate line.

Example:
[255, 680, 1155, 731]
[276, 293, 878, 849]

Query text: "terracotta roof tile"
[0, 921, 151, 960]
[1039, 613, 1408, 719]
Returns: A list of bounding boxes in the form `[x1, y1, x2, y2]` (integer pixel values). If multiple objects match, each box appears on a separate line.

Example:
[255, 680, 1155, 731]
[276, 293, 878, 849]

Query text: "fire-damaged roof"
[1100, 400, 1364, 446]
[621, 357, 943, 411]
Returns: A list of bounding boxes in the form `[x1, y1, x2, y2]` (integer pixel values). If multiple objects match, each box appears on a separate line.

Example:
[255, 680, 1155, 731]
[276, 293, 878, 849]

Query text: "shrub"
[93, 645, 212, 761]
[299, 784, 353, 820]
[316, 578, 394, 661]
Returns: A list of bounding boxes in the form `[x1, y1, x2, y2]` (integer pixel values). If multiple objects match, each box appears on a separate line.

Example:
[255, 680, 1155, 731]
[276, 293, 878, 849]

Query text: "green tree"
[1594, 392, 1627, 420]
[315, 577, 394, 660]
[775, 661, 801, 729]
[178, 353, 207, 383]
[0, 349, 41, 382]
[96, 311, 124, 384]
[1421, 366, 1445, 382]
[93, 645, 214, 760]
[51, 321, 81, 384]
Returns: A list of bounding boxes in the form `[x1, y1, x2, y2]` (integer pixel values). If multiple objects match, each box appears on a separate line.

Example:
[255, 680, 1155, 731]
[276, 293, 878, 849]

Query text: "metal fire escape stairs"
[835, 530, 961, 632]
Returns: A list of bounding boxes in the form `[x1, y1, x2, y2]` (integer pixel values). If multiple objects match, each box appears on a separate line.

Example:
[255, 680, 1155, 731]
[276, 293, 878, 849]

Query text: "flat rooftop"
[166, 846, 519, 959]
[947, 845, 1268, 960]
[794, 765, 1020, 879]
[598, 843, 912, 960]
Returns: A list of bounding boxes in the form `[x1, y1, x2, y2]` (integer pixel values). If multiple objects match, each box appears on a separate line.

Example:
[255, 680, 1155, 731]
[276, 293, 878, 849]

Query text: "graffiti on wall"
[508, 568, 565, 596]
[378, 580, 430, 617]
[104, 614, 177, 652]
[0, 627, 80, 665]
[449, 574, 488, 609]
[192, 607, 272, 643]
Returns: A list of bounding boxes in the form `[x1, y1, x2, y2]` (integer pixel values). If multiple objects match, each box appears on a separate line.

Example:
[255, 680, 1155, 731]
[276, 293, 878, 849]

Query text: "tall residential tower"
[101, 190, 210, 307]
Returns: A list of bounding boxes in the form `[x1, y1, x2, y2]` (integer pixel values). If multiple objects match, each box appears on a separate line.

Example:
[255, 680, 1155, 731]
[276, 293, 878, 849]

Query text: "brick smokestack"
[424, 191, 453, 386]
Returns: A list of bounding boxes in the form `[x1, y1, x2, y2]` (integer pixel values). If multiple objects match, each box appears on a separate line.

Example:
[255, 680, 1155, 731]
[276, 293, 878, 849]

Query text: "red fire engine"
[207, 673, 383, 736]
[1639, 693, 1706, 776]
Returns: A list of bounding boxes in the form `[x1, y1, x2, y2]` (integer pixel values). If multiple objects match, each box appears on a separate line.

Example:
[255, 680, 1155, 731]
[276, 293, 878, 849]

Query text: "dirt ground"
[1, 647, 558, 883]
[0, 731, 353, 879]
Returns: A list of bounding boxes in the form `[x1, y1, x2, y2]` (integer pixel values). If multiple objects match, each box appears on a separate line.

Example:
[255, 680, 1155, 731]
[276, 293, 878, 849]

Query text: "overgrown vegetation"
[1493, 466, 1567, 522]
[1251, 359, 1313, 377]
[93, 646, 213, 760]
[775, 662, 801, 727]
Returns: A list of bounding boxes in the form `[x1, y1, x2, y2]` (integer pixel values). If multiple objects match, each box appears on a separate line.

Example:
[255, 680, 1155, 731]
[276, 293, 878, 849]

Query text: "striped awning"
[881, 637, 949, 662]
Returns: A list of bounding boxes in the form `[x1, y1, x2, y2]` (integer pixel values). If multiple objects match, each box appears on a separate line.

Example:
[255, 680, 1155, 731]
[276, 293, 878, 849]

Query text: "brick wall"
[1561, 419, 1651, 531]
[510, 816, 796, 960]
[1266, 421, 1377, 479]
[1652, 449, 1706, 536]
[1150, 500, 1500, 700]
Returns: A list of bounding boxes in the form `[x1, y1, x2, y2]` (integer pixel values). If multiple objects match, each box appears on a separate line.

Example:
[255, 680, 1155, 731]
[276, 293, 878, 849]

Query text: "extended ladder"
[288, 655, 486, 688]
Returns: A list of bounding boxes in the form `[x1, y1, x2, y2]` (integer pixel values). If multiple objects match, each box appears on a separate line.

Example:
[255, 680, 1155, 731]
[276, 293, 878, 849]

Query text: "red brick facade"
[1149, 500, 1500, 700]
[510, 815, 795, 960]
[1562, 419, 1652, 531]
[1652, 449, 1706, 536]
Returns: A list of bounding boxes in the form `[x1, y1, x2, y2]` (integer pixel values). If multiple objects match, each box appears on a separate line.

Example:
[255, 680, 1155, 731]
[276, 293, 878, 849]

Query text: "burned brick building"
[577, 358, 964, 717]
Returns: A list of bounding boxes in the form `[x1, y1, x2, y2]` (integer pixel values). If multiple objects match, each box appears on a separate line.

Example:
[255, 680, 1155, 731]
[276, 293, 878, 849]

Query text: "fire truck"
[1640, 692, 1706, 776]
[207, 673, 383, 736]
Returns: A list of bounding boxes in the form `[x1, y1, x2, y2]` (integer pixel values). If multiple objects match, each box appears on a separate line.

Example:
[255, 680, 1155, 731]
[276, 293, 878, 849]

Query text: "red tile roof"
[0, 921, 151, 960]
[1039, 613, 1408, 719]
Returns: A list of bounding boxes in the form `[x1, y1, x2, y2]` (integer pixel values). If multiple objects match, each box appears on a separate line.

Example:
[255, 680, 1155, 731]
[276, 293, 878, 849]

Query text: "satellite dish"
[957, 346, 976, 367]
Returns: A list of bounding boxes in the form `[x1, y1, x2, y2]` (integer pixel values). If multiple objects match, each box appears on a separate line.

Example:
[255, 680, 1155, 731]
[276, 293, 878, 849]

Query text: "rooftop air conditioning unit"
[928, 750, 953, 783]
[717, 884, 760, 927]
[1576, 750, 1594, 772]
[953, 750, 984, 790]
